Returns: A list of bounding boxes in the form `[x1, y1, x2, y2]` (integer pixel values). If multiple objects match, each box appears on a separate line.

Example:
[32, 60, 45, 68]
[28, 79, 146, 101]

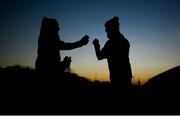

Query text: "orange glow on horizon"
[71, 63, 178, 85]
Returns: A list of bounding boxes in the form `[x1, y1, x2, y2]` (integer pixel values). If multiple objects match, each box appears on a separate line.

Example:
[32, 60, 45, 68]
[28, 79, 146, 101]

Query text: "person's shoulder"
[106, 40, 111, 43]
[124, 37, 129, 43]
[105, 40, 111, 45]
[119, 34, 130, 47]
[121, 34, 129, 42]
[102, 40, 111, 48]
[58, 38, 65, 43]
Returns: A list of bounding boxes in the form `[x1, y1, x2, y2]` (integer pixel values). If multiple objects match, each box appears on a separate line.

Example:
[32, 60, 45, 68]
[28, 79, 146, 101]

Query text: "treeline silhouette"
[0, 65, 180, 114]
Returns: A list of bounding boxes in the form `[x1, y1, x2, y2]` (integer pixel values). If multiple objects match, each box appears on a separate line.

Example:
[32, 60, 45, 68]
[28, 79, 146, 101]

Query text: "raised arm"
[93, 39, 107, 60]
[60, 35, 89, 50]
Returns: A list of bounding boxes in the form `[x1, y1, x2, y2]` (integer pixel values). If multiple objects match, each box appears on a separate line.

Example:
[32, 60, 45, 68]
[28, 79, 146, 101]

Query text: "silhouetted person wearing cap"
[35, 17, 89, 80]
[93, 16, 132, 97]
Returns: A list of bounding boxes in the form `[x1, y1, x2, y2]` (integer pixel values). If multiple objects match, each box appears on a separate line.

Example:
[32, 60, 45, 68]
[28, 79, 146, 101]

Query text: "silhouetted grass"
[0, 65, 180, 114]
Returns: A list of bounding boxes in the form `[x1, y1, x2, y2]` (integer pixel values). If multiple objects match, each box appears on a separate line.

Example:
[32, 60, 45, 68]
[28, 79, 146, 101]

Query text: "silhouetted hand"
[80, 35, 89, 45]
[63, 56, 71, 72]
[93, 39, 100, 47]
[63, 56, 71, 65]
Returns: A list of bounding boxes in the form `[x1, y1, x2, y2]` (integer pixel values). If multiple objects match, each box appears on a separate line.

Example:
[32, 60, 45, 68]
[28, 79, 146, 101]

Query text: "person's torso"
[105, 35, 132, 78]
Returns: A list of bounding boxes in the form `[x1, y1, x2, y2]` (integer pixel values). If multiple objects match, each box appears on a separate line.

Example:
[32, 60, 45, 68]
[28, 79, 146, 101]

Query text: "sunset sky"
[0, 0, 179, 84]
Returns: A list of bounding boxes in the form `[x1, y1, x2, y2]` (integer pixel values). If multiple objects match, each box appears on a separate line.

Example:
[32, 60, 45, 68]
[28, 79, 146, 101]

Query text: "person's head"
[39, 17, 60, 37]
[105, 16, 120, 39]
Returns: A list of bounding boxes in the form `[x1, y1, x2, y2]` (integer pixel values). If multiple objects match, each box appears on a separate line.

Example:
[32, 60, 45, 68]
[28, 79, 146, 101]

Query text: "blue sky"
[0, 0, 179, 83]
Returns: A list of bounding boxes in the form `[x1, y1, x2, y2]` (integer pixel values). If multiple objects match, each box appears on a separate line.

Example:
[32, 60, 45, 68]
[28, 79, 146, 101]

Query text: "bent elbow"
[97, 56, 103, 60]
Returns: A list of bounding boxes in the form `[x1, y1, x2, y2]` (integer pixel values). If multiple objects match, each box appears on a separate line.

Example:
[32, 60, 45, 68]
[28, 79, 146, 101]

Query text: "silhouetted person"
[35, 17, 89, 81]
[93, 16, 132, 97]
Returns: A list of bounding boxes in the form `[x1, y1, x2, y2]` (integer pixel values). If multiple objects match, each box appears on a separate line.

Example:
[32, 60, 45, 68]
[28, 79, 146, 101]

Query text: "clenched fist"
[93, 39, 99, 46]
[80, 35, 89, 45]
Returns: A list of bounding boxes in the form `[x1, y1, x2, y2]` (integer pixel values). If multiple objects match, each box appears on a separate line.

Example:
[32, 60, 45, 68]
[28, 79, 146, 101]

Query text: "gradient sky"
[0, 0, 179, 84]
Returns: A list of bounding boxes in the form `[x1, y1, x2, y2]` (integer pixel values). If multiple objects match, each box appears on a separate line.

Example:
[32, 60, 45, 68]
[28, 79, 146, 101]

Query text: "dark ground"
[0, 65, 180, 115]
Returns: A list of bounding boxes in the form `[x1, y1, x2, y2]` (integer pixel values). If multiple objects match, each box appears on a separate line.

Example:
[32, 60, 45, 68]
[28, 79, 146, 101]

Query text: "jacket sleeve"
[59, 40, 83, 50]
[94, 41, 109, 60]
